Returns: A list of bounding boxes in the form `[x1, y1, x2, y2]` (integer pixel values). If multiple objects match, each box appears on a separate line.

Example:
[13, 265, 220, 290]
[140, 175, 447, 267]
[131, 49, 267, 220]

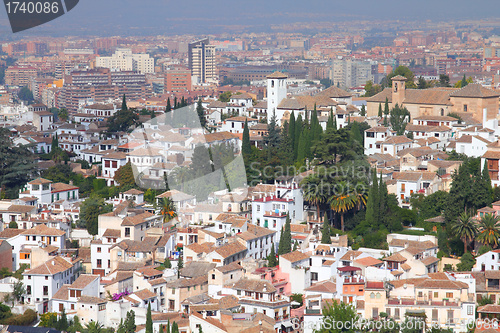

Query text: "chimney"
[202, 311, 206, 319]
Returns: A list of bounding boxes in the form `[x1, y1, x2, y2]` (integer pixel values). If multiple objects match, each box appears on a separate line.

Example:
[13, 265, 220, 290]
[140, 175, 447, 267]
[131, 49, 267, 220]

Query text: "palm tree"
[451, 212, 477, 253]
[160, 197, 177, 224]
[328, 183, 355, 232]
[301, 175, 327, 222]
[477, 213, 500, 249]
[85, 321, 103, 333]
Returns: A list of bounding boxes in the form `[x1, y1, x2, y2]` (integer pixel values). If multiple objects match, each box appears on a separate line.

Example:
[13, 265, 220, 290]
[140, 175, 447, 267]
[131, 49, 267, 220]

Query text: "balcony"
[344, 277, 364, 284]
[389, 298, 460, 307]
[305, 309, 321, 315]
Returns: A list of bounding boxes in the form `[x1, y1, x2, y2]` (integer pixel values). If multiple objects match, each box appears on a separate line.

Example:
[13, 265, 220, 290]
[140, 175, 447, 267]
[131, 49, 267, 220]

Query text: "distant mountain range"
[0, 0, 498, 37]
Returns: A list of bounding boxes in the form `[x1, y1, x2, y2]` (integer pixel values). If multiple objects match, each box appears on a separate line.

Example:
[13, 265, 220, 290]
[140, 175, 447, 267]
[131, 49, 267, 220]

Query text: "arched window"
[271, 80, 274, 88]
[394, 83, 398, 93]
[370, 292, 375, 299]
[440, 108, 444, 116]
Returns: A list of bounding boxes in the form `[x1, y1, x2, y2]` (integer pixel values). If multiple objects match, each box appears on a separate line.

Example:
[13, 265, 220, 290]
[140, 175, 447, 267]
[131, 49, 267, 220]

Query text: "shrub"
[2, 309, 37, 325]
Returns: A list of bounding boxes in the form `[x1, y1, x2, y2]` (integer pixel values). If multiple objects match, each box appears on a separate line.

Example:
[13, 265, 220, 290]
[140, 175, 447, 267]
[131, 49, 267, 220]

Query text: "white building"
[19, 178, 79, 207]
[364, 126, 393, 155]
[267, 72, 288, 125]
[23, 256, 80, 307]
[96, 48, 155, 74]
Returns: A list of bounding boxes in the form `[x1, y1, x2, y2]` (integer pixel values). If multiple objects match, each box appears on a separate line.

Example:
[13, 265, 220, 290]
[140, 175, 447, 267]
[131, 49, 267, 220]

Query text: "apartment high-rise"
[330, 58, 374, 89]
[96, 48, 155, 74]
[188, 38, 216, 84]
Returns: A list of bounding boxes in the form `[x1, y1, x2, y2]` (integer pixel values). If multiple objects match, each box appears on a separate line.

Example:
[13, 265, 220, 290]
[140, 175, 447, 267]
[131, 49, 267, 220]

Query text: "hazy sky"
[0, 0, 498, 37]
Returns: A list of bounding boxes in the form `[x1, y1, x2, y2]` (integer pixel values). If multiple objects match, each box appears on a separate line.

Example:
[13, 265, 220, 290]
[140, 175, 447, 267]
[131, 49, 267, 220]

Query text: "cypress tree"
[268, 243, 277, 267]
[384, 97, 390, 115]
[350, 122, 363, 145]
[289, 112, 296, 154]
[159, 325, 164, 333]
[360, 104, 366, 116]
[172, 322, 179, 333]
[383, 116, 388, 127]
[177, 256, 183, 278]
[165, 257, 172, 269]
[174, 97, 178, 109]
[146, 303, 153, 333]
[378, 103, 382, 117]
[327, 108, 335, 130]
[196, 99, 206, 128]
[278, 228, 285, 255]
[293, 240, 298, 251]
[297, 127, 309, 162]
[321, 216, 331, 244]
[310, 105, 322, 143]
[166, 98, 171, 112]
[242, 119, 251, 158]
[284, 214, 291, 253]
[333, 114, 337, 129]
[461, 74, 468, 87]
[51, 133, 59, 152]
[379, 173, 388, 227]
[121, 94, 127, 111]
[365, 170, 380, 226]
[181, 96, 186, 107]
[279, 121, 293, 166]
[294, 114, 303, 159]
[166, 320, 170, 333]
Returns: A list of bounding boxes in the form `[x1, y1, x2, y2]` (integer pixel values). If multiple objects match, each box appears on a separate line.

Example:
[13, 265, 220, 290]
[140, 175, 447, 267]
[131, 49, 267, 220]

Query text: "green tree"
[58, 108, 68, 122]
[360, 104, 366, 116]
[172, 322, 179, 333]
[456, 252, 476, 271]
[160, 197, 177, 224]
[18, 86, 34, 102]
[85, 321, 103, 333]
[461, 74, 468, 87]
[267, 243, 277, 267]
[390, 103, 410, 135]
[365, 171, 380, 226]
[164, 257, 172, 269]
[242, 119, 251, 158]
[384, 66, 416, 89]
[378, 103, 382, 117]
[0, 128, 36, 198]
[166, 98, 172, 112]
[301, 175, 327, 222]
[315, 301, 359, 333]
[144, 189, 156, 203]
[477, 213, 500, 248]
[478, 245, 493, 255]
[451, 212, 477, 253]
[125, 310, 135, 333]
[145, 303, 152, 333]
[114, 162, 136, 189]
[106, 95, 139, 133]
[177, 257, 183, 278]
[384, 97, 390, 115]
[311, 128, 362, 164]
[321, 216, 331, 244]
[11, 279, 25, 303]
[80, 195, 112, 235]
[417, 76, 427, 89]
[196, 99, 206, 128]
[438, 74, 450, 87]
[8, 221, 17, 229]
[328, 182, 355, 232]
[58, 308, 69, 331]
[218, 91, 231, 102]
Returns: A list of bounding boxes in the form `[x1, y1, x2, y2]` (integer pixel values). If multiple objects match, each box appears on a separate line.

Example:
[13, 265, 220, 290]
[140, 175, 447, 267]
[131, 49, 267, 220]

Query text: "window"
[125, 228, 130, 237]
[43, 286, 48, 296]
[446, 292, 453, 298]
[463, 105, 468, 112]
[394, 308, 400, 319]
[27, 286, 31, 295]
[212, 274, 215, 280]
[434, 292, 438, 298]
[311, 272, 318, 281]
[97, 259, 102, 268]
[97, 247, 101, 253]
[467, 305, 473, 315]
